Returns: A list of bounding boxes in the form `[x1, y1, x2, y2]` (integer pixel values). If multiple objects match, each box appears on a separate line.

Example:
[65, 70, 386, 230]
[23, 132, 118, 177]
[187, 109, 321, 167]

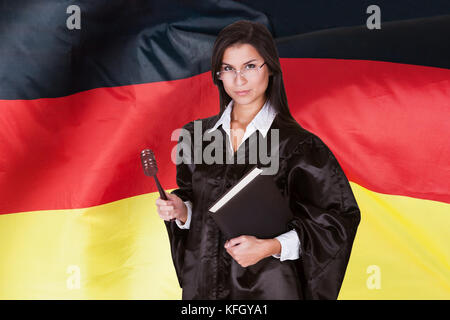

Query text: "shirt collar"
[207, 98, 277, 138]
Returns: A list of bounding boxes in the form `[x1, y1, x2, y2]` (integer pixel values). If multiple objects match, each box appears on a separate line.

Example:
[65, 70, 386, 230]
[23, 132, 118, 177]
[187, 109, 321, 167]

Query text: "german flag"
[0, 1, 449, 299]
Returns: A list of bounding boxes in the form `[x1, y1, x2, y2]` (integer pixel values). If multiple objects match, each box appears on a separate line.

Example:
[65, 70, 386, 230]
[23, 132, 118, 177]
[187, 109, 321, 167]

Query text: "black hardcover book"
[208, 166, 294, 240]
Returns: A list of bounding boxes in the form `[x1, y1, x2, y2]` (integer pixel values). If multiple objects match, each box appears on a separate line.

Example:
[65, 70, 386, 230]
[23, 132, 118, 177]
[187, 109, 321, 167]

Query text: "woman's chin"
[231, 93, 254, 104]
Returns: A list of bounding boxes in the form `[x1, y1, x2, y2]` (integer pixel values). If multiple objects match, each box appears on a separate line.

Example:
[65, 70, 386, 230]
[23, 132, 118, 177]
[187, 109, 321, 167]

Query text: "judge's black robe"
[165, 113, 361, 300]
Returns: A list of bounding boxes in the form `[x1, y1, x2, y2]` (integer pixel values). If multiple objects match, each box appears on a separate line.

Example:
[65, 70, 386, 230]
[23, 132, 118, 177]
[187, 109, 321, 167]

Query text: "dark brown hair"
[211, 20, 301, 129]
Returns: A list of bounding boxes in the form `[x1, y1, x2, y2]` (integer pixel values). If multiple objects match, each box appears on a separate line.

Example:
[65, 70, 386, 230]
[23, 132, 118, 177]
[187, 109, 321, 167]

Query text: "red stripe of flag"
[0, 59, 448, 214]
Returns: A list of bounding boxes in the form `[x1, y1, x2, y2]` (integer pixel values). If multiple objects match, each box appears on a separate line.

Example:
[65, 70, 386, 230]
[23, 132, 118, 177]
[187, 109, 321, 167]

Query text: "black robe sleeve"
[286, 135, 361, 299]
[164, 121, 195, 288]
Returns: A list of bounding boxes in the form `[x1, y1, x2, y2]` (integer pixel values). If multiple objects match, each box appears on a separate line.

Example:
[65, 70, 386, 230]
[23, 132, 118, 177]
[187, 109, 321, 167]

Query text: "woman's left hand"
[225, 235, 281, 268]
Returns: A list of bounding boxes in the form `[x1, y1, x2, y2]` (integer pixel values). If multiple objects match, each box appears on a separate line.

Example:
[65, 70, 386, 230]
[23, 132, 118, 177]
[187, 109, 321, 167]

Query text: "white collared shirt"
[176, 99, 301, 261]
[206, 98, 277, 153]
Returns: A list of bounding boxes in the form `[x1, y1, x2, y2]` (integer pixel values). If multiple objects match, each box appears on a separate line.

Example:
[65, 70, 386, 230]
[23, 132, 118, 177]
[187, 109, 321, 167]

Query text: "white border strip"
[209, 167, 263, 213]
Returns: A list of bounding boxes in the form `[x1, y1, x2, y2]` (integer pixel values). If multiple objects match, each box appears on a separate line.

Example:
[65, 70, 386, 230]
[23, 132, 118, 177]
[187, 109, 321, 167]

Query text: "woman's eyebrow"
[221, 59, 258, 67]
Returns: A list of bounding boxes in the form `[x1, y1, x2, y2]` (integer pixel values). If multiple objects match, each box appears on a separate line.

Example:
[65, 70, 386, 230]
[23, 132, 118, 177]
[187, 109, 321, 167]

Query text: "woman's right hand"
[155, 193, 188, 224]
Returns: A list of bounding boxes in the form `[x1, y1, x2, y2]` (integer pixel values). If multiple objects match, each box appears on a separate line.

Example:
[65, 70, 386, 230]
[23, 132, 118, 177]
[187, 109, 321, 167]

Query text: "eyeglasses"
[216, 62, 267, 82]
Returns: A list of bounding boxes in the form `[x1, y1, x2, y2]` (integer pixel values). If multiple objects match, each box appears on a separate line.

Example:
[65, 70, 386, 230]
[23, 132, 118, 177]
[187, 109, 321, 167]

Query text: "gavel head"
[141, 149, 158, 177]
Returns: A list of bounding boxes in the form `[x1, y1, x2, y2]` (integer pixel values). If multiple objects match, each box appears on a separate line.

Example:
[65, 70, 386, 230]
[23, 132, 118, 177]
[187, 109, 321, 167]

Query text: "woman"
[155, 20, 361, 300]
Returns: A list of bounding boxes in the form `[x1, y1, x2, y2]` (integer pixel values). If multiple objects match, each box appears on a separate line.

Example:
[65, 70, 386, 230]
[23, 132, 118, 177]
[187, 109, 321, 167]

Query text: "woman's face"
[220, 43, 271, 108]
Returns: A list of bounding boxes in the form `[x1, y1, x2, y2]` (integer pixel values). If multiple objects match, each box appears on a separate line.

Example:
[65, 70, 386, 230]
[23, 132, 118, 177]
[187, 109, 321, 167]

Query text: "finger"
[228, 245, 242, 256]
[226, 236, 246, 248]
[161, 208, 179, 220]
[159, 205, 174, 211]
[156, 198, 169, 206]
[156, 206, 173, 219]
[161, 212, 175, 221]
[166, 193, 178, 201]
[160, 212, 175, 221]
[157, 206, 170, 216]
[158, 211, 168, 220]
[166, 194, 180, 204]
[157, 207, 167, 219]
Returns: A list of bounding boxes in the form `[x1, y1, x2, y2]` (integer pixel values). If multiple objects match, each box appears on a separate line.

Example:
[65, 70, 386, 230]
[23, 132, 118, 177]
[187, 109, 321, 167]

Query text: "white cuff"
[175, 200, 192, 229]
[272, 229, 301, 261]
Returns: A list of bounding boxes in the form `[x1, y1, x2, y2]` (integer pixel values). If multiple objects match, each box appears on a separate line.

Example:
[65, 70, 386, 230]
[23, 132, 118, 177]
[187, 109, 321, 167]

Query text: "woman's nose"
[234, 72, 247, 85]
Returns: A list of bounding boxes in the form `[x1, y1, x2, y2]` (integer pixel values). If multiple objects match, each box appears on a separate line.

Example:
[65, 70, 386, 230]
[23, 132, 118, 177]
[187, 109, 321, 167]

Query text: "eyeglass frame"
[216, 62, 267, 81]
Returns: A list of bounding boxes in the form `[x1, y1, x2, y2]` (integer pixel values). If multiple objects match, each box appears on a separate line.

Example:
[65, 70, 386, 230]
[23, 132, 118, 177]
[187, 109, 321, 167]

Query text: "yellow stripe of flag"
[0, 183, 448, 299]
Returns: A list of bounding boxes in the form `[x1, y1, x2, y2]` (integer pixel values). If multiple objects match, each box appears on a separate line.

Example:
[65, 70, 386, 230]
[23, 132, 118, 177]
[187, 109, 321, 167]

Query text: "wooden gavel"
[141, 149, 175, 222]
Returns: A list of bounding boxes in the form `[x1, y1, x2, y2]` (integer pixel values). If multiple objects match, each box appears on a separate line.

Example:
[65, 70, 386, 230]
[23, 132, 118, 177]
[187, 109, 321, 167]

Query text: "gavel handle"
[153, 175, 167, 200]
[154, 175, 175, 222]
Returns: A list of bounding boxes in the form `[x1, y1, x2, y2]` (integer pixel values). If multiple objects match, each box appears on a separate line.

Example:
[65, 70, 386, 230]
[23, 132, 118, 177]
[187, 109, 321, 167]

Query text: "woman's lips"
[235, 90, 250, 96]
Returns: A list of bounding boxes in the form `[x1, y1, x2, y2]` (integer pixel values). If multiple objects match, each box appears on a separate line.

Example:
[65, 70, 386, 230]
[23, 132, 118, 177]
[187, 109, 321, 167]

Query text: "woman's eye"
[223, 66, 233, 71]
[246, 64, 256, 69]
